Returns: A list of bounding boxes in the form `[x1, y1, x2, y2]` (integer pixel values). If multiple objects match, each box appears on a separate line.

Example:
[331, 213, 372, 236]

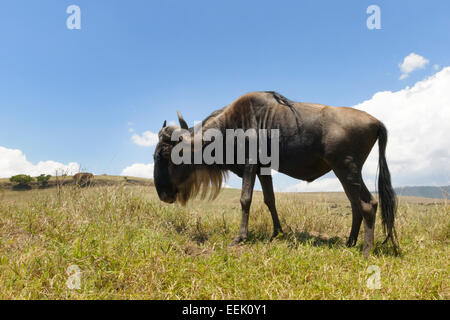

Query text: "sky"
[1, 0, 449, 191]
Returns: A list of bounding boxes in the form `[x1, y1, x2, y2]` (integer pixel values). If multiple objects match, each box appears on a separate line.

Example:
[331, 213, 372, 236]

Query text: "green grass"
[0, 183, 448, 299]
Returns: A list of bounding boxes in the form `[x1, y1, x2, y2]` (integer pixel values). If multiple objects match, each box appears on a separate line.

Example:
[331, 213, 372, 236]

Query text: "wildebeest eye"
[158, 145, 172, 159]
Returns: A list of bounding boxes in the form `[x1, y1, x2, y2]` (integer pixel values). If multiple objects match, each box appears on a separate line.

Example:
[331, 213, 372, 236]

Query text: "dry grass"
[0, 183, 448, 299]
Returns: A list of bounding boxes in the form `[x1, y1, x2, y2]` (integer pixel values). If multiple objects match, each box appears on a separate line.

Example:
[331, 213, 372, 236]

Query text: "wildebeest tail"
[377, 122, 399, 254]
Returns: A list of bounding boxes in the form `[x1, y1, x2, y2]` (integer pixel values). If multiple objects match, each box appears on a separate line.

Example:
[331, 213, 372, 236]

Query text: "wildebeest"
[73, 172, 94, 187]
[153, 91, 398, 255]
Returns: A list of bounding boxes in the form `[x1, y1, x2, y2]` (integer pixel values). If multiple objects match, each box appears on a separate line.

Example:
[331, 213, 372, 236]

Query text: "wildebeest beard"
[175, 165, 228, 205]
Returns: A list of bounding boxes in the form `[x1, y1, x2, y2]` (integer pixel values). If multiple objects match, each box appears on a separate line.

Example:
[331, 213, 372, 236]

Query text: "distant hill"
[394, 186, 449, 199]
[1, 174, 448, 200]
[0, 175, 153, 190]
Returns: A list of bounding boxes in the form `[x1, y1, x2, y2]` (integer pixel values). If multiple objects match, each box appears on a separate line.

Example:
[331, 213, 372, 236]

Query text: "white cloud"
[433, 64, 440, 71]
[0, 146, 80, 178]
[356, 66, 450, 186]
[131, 131, 158, 147]
[399, 53, 429, 79]
[121, 163, 154, 179]
[284, 177, 344, 192]
[281, 66, 450, 192]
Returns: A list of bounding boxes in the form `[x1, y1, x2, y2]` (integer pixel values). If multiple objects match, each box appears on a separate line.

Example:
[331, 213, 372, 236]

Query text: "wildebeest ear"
[162, 120, 167, 128]
[177, 111, 189, 130]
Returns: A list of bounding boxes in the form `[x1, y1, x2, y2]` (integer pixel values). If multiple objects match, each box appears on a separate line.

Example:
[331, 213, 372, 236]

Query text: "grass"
[0, 181, 448, 299]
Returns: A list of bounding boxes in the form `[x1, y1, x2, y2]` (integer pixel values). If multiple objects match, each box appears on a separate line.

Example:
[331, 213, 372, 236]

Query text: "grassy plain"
[0, 176, 448, 299]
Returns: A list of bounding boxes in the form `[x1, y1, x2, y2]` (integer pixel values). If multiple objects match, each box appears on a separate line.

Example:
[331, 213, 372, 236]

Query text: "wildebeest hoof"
[346, 238, 357, 247]
[270, 230, 284, 241]
[230, 236, 247, 246]
[362, 246, 371, 258]
[362, 241, 374, 257]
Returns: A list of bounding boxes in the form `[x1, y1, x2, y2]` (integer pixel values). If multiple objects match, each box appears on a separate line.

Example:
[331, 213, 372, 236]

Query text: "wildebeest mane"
[174, 91, 301, 205]
[265, 91, 302, 129]
[201, 106, 227, 127]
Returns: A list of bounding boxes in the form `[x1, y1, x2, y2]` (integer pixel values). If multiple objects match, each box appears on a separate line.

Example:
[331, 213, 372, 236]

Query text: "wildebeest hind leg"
[333, 165, 363, 245]
[258, 174, 283, 239]
[333, 163, 377, 256]
[360, 182, 378, 256]
[230, 164, 257, 246]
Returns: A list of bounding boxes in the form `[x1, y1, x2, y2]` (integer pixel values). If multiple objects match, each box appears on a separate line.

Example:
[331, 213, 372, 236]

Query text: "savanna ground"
[0, 176, 448, 299]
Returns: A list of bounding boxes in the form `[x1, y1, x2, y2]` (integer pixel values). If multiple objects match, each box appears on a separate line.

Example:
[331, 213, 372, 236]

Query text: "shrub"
[73, 172, 94, 187]
[10, 174, 33, 187]
[36, 174, 51, 187]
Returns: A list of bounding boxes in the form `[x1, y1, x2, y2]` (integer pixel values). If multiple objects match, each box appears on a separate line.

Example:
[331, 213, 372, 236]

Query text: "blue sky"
[1, 1, 449, 190]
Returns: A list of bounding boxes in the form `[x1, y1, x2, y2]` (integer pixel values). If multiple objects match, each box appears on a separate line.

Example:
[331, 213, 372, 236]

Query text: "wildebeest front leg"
[230, 164, 257, 246]
[258, 174, 283, 239]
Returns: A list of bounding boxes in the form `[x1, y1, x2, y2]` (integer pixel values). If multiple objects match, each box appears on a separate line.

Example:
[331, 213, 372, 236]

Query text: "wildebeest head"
[153, 112, 226, 205]
[153, 112, 191, 203]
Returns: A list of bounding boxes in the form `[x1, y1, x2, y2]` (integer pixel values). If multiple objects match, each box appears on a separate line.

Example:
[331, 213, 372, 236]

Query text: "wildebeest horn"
[162, 120, 167, 128]
[177, 111, 189, 130]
